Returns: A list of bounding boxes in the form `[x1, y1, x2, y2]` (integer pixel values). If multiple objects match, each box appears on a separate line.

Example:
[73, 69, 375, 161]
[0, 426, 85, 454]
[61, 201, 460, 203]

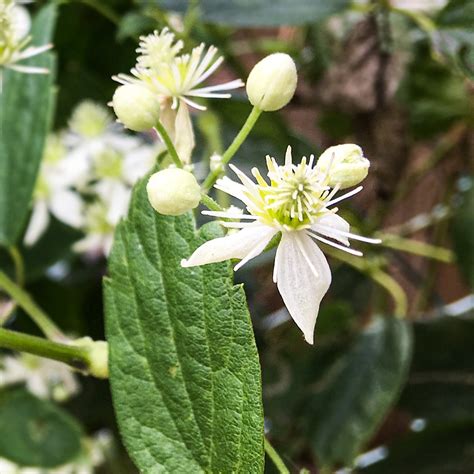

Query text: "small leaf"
[148, 0, 350, 26]
[0, 387, 83, 468]
[308, 317, 412, 467]
[104, 178, 264, 473]
[0, 4, 57, 245]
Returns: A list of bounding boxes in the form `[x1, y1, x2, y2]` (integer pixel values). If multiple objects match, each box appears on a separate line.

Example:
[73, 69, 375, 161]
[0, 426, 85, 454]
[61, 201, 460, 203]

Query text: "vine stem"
[75, 0, 120, 24]
[0, 271, 66, 341]
[202, 106, 262, 191]
[0, 328, 89, 373]
[154, 120, 183, 169]
[264, 437, 290, 474]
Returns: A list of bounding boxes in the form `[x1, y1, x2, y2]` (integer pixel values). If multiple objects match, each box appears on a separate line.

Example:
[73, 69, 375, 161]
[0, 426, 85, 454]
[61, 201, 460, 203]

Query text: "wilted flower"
[182, 146, 380, 344]
[113, 28, 243, 163]
[0, 0, 52, 75]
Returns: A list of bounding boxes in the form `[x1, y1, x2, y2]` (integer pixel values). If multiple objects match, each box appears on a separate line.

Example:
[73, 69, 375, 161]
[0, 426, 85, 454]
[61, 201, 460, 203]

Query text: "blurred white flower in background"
[24, 101, 161, 256]
[0, 353, 79, 401]
[113, 28, 243, 163]
[0, 0, 52, 75]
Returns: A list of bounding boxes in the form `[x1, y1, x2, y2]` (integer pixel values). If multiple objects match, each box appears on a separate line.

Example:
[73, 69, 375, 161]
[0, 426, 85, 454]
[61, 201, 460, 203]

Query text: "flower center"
[250, 155, 333, 230]
[69, 101, 112, 138]
[94, 149, 123, 179]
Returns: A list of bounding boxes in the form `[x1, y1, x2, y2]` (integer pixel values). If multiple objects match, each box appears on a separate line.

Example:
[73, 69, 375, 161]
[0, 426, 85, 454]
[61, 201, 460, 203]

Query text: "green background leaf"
[0, 387, 83, 468]
[105, 178, 264, 473]
[0, 3, 57, 246]
[148, 0, 350, 26]
[308, 317, 412, 467]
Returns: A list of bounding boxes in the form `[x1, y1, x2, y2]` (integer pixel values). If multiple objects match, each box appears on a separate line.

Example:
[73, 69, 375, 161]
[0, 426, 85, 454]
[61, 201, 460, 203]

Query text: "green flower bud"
[316, 144, 370, 189]
[112, 84, 160, 132]
[246, 53, 297, 112]
[147, 168, 201, 216]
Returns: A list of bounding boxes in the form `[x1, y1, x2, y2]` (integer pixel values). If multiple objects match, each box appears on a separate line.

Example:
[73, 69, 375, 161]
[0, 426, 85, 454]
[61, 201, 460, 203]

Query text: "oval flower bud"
[316, 144, 370, 189]
[147, 168, 201, 216]
[246, 53, 297, 112]
[112, 84, 160, 132]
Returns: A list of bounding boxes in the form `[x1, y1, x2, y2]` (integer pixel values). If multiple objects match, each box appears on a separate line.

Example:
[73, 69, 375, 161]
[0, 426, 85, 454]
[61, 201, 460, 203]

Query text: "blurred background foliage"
[1, 0, 473, 472]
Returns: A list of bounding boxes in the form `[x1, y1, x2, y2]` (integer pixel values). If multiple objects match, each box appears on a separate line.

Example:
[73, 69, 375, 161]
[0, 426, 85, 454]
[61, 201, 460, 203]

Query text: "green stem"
[202, 106, 262, 191]
[8, 246, 24, 286]
[154, 121, 183, 169]
[0, 271, 66, 341]
[0, 328, 90, 373]
[200, 193, 224, 212]
[264, 437, 290, 474]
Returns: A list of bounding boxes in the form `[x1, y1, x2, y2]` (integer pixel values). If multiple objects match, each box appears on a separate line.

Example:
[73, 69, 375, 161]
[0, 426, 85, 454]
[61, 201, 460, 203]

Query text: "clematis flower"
[0, 0, 52, 75]
[182, 146, 381, 344]
[113, 28, 243, 163]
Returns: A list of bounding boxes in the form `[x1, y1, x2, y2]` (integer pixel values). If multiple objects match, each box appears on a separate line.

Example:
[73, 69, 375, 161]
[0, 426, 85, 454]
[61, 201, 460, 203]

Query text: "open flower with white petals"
[113, 28, 243, 163]
[182, 146, 381, 344]
[0, 0, 52, 75]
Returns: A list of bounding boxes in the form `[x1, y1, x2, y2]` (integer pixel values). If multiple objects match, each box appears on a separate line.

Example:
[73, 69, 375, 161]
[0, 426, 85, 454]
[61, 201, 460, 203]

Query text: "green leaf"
[308, 317, 412, 467]
[0, 387, 83, 468]
[149, 0, 350, 26]
[104, 178, 264, 473]
[0, 4, 57, 246]
[452, 179, 474, 289]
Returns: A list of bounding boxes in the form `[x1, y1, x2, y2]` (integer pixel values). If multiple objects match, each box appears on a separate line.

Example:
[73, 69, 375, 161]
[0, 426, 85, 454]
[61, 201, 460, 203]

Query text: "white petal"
[182, 224, 277, 268]
[96, 181, 131, 225]
[49, 190, 84, 228]
[122, 146, 156, 185]
[312, 213, 350, 246]
[173, 102, 195, 164]
[24, 200, 49, 246]
[275, 232, 331, 344]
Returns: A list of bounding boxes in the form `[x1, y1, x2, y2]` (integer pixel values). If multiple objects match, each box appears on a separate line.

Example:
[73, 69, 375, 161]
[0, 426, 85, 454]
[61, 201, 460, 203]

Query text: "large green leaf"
[104, 178, 264, 473]
[308, 317, 412, 468]
[0, 4, 57, 246]
[452, 179, 474, 289]
[149, 0, 350, 26]
[0, 387, 82, 468]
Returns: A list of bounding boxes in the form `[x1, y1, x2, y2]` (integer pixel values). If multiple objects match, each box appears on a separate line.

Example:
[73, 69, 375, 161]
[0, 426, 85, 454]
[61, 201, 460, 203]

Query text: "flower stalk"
[154, 120, 183, 168]
[264, 437, 290, 474]
[0, 270, 66, 341]
[202, 105, 262, 191]
[0, 328, 107, 378]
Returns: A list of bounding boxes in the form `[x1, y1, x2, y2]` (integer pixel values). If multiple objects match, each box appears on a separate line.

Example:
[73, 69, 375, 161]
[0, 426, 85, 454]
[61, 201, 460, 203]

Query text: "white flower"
[182, 146, 381, 344]
[0, 0, 52, 75]
[24, 135, 86, 246]
[113, 28, 243, 163]
[0, 353, 79, 401]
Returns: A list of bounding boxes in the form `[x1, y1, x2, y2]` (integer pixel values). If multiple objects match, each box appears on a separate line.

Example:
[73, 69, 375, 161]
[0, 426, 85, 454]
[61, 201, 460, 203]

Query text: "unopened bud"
[316, 144, 370, 189]
[147, 168, 201, 216]
[112, 84, 160, 132]
[246, 53, 297, 112]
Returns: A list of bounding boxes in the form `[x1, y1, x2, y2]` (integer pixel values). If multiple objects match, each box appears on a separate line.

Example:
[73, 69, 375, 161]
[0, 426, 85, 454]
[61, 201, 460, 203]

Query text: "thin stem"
[200, 193, 224, 212]
[0, 328, 90, 373]
[8, 246, 24, 286]
[154, 121, 183, 168]
[0, 271, 66, 341]
[202, 106, 262, 191]
[264, 437, 290, 474]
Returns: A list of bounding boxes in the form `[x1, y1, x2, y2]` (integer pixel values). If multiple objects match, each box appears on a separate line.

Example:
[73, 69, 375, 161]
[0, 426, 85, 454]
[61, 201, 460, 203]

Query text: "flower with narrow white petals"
[113, 28, 243, 163]
[0, 0, 52, 75]
[182, 146, 381, 344]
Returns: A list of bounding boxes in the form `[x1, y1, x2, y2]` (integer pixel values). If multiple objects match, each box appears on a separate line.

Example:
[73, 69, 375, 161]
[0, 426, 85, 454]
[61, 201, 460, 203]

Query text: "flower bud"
[316, 144, 370, 189]
[147, 168, 201, 216]
[72, 337, 109, 379]
[246, 53, 297, 112]
[112, 84, 160, 132]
